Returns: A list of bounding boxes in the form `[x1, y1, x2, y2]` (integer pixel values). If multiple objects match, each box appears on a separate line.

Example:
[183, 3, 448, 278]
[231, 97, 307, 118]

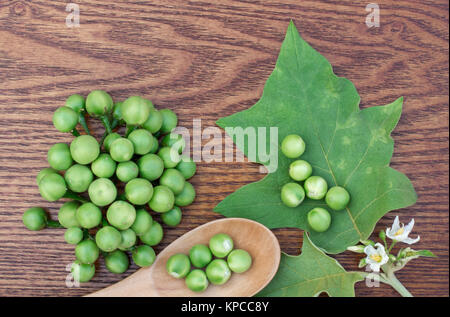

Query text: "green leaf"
[414, 250, 436, 257]
[393, 248, 436, 272]
[215, 21, 417, 254]
[258, 234, 364, 297]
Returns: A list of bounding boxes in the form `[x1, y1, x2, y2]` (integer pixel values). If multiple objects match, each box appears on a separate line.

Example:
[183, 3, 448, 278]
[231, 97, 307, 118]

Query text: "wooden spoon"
[88, 218, 280, 297]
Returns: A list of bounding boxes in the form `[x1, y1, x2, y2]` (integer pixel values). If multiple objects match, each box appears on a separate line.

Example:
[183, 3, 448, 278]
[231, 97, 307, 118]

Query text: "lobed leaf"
[215, 21, 417, 254]
[258, 234, 364, 297]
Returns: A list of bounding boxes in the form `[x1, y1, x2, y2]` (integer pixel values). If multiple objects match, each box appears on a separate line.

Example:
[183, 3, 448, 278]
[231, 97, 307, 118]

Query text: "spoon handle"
[87, 267, 158, 297]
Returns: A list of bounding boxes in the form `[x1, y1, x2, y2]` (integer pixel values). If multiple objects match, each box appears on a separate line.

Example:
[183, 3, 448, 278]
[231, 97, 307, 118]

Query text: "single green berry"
[205, 259, 231, 285]
[76, 202, 102, 229]
[128, 129, 154, 155]
[142, 109, 163, 134]
[122, 96, 150, 126]
[118, 228, 137, 251]
[47, 143, 73, 171]
[110, 137, 134, 163]
[105, 250, 129, 274]
[281, 134, 306, 158]
[75, 239, 99, 264]
[166, 253, 190, 279]
[149, 185, 174, 213]
[176, 156, 196, 180]
[70, 135, 100, 165]
[22, 207, 47, 231]
[85, 90, 113, 117]
[91, 153, 116, 178]
[307, 207, 332, 233]
[161, 133, 185, 154]
[159, 169, 185, 195]
[304, 176, 328, 200]
[64, 164, 93, 193]
[71, 261, 95, 283]
[64, 227, 84, 245]
[325, 186, 350, 211]
[53, 106, 79, 133]
[65, 94, 85, 113]
[280, 182, 305, 208]
[38, 173, 67, 202]
[185, 269, 209, 293]
[159, 109, 178, 134]
[95, 226, 122, 252]
[138, 154, 164, 181]
[209, 233, 234, 258]
[227, 249, 252, 273]
[158, 146, 181, 168]
[189, 244, 213, 268]
[289, 160, 312, 181]
[107, 201, 136, 230]
[132, 245, 156, 267]
[88, 178, 117, 207]
[125, 178, 154, 205]
[161, 206, 182, 227]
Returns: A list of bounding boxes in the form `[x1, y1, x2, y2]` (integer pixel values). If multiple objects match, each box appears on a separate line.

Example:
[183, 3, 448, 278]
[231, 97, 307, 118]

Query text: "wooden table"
[0, 0, 447, 297]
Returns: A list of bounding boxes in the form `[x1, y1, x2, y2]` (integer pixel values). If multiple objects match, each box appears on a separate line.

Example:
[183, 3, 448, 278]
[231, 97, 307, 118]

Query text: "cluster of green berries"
[22, 90, 197, 283]
[166, 233, 252, 293]
[280, 134, 351, 233]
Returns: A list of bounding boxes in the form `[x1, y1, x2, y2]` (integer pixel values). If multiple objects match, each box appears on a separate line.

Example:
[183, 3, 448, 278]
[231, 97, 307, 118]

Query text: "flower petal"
[404, 218, 415, 233]
[403, 236, 420, 245]
[364, 245, 376, 255]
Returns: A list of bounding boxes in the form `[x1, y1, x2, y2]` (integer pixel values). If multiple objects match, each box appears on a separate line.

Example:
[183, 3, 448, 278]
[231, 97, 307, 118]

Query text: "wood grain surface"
[0, 0, 448, 297]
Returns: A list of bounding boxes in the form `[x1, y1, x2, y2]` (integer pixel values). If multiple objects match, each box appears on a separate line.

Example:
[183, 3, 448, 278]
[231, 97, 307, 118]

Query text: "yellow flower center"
[394, 227, 404, 236]
[370, 254, 382, 262]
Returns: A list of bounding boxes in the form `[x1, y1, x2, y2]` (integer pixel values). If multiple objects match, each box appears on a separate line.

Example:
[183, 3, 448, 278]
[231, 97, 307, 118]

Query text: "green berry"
[307, 207, 332, 232]
[132, 245, 156, 267]
[22, 207, 47, 231]
[64, 227, 83, 244]
[47, 143, 73, 171]
[70, 135, 100, 165]
[166, 254, 190, 279]
[280, 182, 305, 208]
[281, 134, 306, 158]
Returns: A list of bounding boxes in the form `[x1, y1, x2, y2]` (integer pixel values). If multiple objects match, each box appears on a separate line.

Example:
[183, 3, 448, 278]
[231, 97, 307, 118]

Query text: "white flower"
[386, 216, 420, 245]
[364, 243, 389, 272]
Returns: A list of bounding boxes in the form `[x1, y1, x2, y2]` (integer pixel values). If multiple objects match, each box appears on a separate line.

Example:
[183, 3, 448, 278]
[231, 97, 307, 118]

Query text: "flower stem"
[100, 131, 108, 147]
[125, 125, 136, 137]
[46, 220, 63, 228]
[101, 116, 112, 135]
[71, 129, 80, 137]
[79, 113, 90, 135]
[111, 118, 119, 130]
[63, 191, 88, 203]
[385, 271, 413, 297]
[388, 241, 397, 253]
[380, 264, 413, 297]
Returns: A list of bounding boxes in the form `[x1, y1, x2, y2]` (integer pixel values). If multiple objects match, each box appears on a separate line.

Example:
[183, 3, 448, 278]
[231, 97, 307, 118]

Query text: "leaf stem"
[71, 129, 80, 137]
